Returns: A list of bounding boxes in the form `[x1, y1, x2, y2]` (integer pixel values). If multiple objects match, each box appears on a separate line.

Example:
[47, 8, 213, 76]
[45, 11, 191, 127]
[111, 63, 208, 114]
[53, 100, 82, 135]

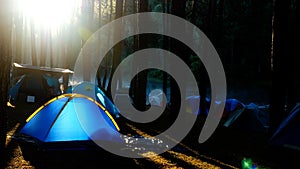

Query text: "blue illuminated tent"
[65, 82, 120, 119]
[184, 96, 243, 117]
[14, 93, 122, 150]
[185, 95, 210, 115]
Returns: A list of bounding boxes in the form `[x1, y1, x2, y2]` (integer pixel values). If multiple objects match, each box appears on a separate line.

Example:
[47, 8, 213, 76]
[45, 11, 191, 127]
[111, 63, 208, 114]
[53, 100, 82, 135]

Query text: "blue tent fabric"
[224, 98, 244, 113]
[270, 103, 300, 150]
[95, 87, 120, 118]
[9, 75, 25, 101]
[19, 94, 122, 145]
[185, 96, 210, 115]
[21, 97, 68, 142]
[184, 96, 270, 133]
[223, 104, 246, 127]
[66, 83, 120, 119]
[43, 74, 61, 95]
[184, 96, 244, 117]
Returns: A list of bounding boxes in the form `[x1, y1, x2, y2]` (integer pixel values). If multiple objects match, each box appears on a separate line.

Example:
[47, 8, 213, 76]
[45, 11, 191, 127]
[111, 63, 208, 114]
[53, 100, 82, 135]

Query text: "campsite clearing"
[5, 98, 300, 169]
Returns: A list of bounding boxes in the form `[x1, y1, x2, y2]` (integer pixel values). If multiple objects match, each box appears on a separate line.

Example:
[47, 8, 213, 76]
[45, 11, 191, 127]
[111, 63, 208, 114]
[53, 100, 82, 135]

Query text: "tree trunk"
[31, 21, 37, 66]
[0, 0, 13, 168]
[81, 0, 95, 81]
[130, 0, 139, 105]
[101, 57, 108, 88]
[216, 0, 224, 48]
[107, 0, 124, 100]
[162, 0, 170, 106]
[49, 31, 53, 67]
[14, 11, 22, 64]
[40, 30, 48, 66]
[207, 0, 217, 40]
[128, 0, 149, 111]
[269, 0, 291, 134]
[170, 0, 187, 121]
[134, 0, 148, 111]
[191, 0, 216, 119]
[191, 0, 202, 28]
[23, 21, 28, 63]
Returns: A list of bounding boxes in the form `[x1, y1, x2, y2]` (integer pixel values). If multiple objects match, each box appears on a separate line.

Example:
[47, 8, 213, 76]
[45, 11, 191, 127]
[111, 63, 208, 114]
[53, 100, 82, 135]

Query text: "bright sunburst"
[16, 0, 80, 30]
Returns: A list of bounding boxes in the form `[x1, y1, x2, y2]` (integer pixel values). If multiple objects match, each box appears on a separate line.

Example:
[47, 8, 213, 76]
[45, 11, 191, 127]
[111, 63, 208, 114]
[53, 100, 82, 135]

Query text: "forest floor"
[4, 100, 299, 169]
[4, 75, 298, 169]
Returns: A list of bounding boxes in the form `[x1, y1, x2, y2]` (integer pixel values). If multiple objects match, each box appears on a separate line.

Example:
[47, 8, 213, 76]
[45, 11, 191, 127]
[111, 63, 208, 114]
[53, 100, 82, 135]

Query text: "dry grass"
[5, 123, 35, 169]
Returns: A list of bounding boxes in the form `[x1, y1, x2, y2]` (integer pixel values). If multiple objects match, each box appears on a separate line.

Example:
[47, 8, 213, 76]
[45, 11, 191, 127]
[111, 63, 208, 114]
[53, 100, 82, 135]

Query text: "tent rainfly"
[14, 93, 122, 151]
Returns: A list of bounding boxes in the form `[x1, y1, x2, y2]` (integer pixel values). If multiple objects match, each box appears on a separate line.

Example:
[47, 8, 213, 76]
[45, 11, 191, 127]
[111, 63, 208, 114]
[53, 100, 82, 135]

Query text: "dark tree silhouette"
[40, 30, 48, 66]
[170, 0, 187, 121]
[269, 0, 292, 134]
[14, 10, 22, 64]
[31, 20, 38, 66]
[130, 0, 149, 111]
[0, 1, 13, 168]
[190, 0, 216, 119]
[107, 0, 124, 101]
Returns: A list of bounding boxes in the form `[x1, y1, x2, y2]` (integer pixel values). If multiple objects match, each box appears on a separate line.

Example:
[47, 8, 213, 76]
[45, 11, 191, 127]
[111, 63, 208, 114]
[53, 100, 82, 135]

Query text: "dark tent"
[223, 102, 269, 133]
[14, 93, 122, 151]
[9, 73, 50, 104]
[269, 103, 300, 151]
[8, 63, 73, 105]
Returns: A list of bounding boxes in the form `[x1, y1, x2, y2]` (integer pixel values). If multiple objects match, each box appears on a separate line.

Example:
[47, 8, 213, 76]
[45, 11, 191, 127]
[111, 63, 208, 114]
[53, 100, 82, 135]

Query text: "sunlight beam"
[16, 0, 79, 30]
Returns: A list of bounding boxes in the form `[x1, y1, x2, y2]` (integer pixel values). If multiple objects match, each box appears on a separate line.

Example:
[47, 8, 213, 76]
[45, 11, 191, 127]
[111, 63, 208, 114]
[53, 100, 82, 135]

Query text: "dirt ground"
[4, 99, 299, 169]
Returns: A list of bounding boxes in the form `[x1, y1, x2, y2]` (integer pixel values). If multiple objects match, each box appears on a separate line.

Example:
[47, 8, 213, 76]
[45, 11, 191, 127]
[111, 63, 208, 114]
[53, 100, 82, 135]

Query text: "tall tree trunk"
[128, 0, 149, 111]
[191, 0, 201, 27]
[201, 0, 216, 116]
[191, 0, 216, 119]
[282, 0, 300, 120]
[269, 0, 291, 135]
[98, 0, 102, 25]
[206, 0, 217, 41]
[130, 0, 139, 105]
[58, 30, 66, 68]
[252, 0, 260, 75]
[31, 21, 37, 66]
[40, 29, 48, 66]
[170, 0, 187, 121]
[23, 21, 28, 63]
[287, 0, 300, 110]
[96, 0, 103, 88]
[0, 0, 13, 168]
[134, 0, 148, 111]
[107, 0, 124, 100]
[49, 31, 53, 67]
[81, 0, 95, 81]
[162, 0, 170, 107]
[101, 57, 108, 88]
[216, 0, 224, 49]
[100, 0, 113, 92]
[14, 11, 22, 64]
